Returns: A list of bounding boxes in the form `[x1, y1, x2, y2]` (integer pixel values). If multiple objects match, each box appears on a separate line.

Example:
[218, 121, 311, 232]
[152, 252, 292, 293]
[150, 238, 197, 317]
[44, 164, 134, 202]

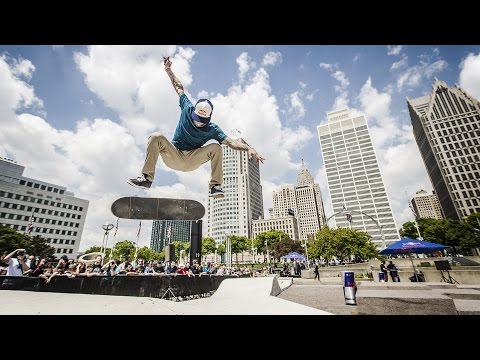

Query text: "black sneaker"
[209, 185, 224, 198]
[127, 175, 152, 189]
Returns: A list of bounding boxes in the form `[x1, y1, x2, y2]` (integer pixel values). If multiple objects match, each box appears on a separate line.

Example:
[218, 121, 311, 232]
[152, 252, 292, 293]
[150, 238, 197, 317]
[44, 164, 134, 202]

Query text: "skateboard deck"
[111, 197, 205, 220]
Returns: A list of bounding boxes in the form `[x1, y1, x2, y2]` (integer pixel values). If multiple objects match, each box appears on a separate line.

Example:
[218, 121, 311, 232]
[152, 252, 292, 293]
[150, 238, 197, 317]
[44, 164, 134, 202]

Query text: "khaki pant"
[141, 132, 223, 188]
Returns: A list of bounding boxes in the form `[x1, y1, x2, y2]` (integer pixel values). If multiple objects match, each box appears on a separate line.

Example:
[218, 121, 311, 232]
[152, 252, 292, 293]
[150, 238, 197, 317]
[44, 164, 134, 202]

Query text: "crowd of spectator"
[0, 248, 279, 282]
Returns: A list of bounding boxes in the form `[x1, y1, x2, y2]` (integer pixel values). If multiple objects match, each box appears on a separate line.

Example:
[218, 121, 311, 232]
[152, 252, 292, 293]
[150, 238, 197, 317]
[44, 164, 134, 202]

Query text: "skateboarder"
[128, 57, 265, 198]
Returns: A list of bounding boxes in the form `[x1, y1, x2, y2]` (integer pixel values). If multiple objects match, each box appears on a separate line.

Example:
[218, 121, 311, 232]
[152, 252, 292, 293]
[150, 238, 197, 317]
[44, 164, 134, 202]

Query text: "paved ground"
[0, 277, 332, 315]
[277, 277, 358, 315]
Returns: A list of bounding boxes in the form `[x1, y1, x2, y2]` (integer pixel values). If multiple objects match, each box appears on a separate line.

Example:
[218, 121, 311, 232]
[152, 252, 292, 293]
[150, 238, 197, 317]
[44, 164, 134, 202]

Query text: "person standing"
[4, 249, 30, 276]
[387, 260, 400, 282]
[314, 263, 320, 281]
[380, 260, 388, 282]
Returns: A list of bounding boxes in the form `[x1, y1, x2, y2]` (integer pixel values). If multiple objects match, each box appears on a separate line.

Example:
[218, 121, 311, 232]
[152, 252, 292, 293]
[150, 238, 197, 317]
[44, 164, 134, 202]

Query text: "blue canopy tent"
[281, 251, 306, 261]
[379, 237, 450, 281]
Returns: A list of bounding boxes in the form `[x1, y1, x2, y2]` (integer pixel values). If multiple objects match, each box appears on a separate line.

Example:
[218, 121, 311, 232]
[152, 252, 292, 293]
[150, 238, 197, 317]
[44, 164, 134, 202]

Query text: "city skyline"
[1, 45, 479, 251]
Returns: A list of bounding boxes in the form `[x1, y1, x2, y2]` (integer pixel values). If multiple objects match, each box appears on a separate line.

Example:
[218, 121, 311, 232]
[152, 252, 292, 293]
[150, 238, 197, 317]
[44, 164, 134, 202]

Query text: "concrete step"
[454, 299, 480, 315]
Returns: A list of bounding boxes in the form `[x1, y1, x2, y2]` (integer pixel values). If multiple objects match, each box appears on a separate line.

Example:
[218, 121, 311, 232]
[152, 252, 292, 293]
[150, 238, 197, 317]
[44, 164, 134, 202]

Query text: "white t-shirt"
[6, 258, 24, 276]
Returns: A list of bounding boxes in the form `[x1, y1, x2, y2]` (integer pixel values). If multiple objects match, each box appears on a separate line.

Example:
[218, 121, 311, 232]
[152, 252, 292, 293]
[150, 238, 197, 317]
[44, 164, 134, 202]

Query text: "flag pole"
[109, 218, 119, 261]
[134, 221, 141, 265]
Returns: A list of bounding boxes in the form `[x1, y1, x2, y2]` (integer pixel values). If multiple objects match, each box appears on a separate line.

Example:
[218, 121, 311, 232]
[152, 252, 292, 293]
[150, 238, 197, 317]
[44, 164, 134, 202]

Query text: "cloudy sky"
[1, 45, 479, 251]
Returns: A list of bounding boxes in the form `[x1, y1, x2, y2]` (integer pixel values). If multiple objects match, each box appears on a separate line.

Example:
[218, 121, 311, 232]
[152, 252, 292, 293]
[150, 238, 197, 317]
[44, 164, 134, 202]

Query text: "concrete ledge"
[356, 289, 457, 315]
[424, 282, 458, 289]
[457, 285, 480, 290]
[277, 277, 293, 290]
[357, 282, 432, 291]
[454, 299, 480, 315]
[431, 288, 480, 300]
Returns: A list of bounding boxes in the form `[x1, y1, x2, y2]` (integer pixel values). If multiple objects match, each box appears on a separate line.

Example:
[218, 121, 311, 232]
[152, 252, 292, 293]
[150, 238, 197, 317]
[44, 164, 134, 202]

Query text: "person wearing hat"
[128, 57, 265, 197]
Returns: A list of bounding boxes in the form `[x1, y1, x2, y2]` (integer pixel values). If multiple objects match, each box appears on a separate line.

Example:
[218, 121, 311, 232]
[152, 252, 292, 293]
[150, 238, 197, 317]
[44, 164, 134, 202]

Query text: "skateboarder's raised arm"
[164, 57, 184, 96]
[222, 137, 265, 164]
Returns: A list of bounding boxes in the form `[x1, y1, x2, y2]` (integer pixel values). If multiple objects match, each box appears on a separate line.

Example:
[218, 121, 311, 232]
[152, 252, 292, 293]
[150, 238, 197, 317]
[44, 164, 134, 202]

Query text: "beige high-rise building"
[407, 79, 480, 220]
[317, 108, 400, 249]
[272, 161, 326, 241]
[411, 189, 444, 220]
[206, 139, 264, 246]
[252, 216, 300, 241]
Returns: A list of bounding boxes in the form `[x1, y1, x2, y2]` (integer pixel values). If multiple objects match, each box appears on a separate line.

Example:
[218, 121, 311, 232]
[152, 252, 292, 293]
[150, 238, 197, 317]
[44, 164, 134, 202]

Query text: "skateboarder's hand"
[248, 148, 265, 163]
[164, 56, 172, 69]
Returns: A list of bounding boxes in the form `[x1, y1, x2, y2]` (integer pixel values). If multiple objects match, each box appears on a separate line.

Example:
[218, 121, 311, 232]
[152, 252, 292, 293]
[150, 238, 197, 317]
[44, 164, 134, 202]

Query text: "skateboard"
[111, 197, 205, 220]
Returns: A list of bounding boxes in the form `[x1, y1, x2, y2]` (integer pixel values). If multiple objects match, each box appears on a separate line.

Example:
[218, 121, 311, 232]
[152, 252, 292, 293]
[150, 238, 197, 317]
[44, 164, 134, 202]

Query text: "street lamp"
[100, 222, 114, 264]
[225, 231, 231, 274]
[179, 249, 185, 264]
[264, 239, 270, 264]
[301, 237, 310, 269]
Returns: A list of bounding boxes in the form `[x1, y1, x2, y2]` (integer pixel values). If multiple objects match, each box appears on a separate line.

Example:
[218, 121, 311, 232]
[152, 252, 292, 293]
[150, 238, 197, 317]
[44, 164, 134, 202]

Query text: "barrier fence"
[0, 274, 241, 299]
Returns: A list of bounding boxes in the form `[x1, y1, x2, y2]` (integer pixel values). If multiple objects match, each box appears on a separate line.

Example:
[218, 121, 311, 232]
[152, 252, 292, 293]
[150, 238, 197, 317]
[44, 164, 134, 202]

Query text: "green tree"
[202, 237, 217, 256]
[84, 245, 102, 254]
[227, 235, 248, 264]
[112, 240, 136, 261]
[272, 238, 303, 259]
[254, 230, 289, 260]
[135, 246, 161, 262]
[0, 226, 55, 259]
[0, 225, 29, 253]
[27, 235, 55, 260]
[399, 221, 420, 238]
[399, 214, 480, 255]
[309, 226, 378, 264]
[217, 244, 226, 263]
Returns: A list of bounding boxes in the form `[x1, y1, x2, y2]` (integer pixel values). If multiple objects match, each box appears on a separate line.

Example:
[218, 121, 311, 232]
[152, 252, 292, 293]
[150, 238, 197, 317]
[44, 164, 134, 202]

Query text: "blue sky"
[1, 45, 479, 251]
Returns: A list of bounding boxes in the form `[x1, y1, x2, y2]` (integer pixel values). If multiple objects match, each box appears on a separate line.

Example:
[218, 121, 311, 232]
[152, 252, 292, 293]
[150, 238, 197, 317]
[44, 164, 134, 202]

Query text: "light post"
[301, 237, 310, 269]
[225, 231, 232, 274]
[264, 240, 270, 264]
[179, 249, 185, 264]
[100, 222, 114, 265]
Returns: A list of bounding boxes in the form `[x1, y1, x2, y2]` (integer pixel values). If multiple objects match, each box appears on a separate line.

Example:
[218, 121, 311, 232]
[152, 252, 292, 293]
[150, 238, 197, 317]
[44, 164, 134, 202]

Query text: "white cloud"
[459, 52, 480, 100]
[387, 45, 403, 56]
[0, 55, 42, 121]
[298, 81, 306, 89]
[319, 62, 351, 112]
[262, 51, 282, 66]
[319, 62, 334, 70]
[390, 55, 408, 71]
[51, 45, 64, 50]
[236, 52, 255, 83]
[306, 89, 318, 101]
[353, 55, 359, 62]
[332, 70, 349, 89]
[396, 57, 447, 91]
[286, 91, 305, 119]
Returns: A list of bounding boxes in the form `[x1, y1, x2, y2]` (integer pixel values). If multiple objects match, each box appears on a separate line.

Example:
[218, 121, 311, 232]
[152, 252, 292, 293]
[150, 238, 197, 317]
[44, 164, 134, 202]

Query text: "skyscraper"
[0, 157, 89, 258]
[411, 189, 444, 220]
[317, 108, 399, 248]
[206, 139, 264, 245]
[150, 220, 192, 252]
[407, 79, 480, 220]
[272, 160, 326, 241]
